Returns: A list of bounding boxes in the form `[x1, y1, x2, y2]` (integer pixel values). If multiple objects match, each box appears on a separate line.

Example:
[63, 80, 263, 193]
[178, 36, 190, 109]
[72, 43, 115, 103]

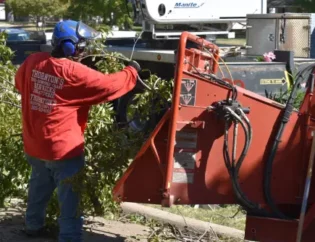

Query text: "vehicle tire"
[115, 87, 169, 134]
[115, 87, 151, 133]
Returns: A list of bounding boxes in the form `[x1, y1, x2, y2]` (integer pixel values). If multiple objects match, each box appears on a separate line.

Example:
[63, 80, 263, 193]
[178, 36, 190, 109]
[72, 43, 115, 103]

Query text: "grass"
[132, 25, 142, 31]
[216, 38, 246, 46]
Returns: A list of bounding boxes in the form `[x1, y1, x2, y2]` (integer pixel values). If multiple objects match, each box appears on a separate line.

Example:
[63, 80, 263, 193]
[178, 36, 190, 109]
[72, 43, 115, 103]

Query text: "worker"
[14, 20, 141, 242]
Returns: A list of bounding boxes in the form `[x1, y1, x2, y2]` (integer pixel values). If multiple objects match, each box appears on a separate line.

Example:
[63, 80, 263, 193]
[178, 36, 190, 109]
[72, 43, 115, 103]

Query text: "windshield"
[7, 32, 30, 41]
[0, 28, 31, 41]
[77, 22, 100, 39]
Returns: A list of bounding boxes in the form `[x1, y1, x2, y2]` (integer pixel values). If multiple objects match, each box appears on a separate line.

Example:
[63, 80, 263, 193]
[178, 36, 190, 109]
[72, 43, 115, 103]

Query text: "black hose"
[222, 106, 273, 217]
[223, 113, 260, 211]
[223, 121, 233, 172]
[209, 73, 238, 101]
[263, 63, 315, 219]
[235, 109, 253, 173]
[223, 119, 255, 210]
[188, 70, 238, 102]
[227, 108, 251, 174]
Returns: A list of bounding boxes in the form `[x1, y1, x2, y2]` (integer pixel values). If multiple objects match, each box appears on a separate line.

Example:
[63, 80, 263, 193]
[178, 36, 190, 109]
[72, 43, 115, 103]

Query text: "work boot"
[22, 225, 59, 239]
[22, 227, 45, 237]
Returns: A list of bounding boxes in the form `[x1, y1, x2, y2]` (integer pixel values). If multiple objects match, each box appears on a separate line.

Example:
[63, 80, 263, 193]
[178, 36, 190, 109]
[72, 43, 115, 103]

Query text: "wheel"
[115, 87, 152, 133]
[115, 87, 169, 134]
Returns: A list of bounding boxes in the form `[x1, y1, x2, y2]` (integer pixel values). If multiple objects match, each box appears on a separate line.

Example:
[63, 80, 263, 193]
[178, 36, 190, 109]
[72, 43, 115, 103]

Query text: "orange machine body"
[113, 32, 315, 242]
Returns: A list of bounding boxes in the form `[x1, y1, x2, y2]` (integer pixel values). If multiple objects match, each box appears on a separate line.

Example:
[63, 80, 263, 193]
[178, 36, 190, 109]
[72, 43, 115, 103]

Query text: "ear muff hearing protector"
[62, 40, 76, 57]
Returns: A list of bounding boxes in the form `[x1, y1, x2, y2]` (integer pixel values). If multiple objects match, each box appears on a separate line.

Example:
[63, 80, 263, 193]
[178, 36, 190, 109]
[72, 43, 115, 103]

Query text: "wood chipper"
[113, 32, 315, 242]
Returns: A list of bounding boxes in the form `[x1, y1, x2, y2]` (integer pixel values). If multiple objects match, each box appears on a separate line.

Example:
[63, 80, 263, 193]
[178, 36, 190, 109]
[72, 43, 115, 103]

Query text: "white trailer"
[142, 0, 267, 22]
[135, 0, 267, 40]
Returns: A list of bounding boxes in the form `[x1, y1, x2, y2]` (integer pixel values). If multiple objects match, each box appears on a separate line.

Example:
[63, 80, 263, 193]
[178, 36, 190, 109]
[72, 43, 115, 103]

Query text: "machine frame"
[113, 32, 315, 242]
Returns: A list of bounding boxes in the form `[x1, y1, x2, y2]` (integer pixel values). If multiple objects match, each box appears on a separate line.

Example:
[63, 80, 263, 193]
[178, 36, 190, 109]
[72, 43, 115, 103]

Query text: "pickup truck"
[0, 27, 47, 65]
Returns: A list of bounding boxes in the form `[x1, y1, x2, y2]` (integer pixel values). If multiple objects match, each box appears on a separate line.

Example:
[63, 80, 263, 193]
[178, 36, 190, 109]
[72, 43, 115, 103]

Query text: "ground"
[0, 201, 246, 242]
[0, 207, 150, 242]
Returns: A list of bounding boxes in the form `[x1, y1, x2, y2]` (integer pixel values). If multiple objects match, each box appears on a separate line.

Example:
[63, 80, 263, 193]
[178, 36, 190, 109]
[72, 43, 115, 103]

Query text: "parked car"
[0, 28, 31, 41]
[0, 28, 47, 64]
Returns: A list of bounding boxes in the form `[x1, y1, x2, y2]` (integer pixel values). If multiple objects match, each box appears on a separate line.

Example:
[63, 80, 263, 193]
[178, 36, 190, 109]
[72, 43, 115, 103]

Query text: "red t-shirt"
[15, 52, 138, 161]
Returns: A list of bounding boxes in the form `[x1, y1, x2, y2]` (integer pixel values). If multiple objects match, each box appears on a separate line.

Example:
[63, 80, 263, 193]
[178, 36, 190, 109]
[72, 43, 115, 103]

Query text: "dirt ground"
[0, 207, 150, 242]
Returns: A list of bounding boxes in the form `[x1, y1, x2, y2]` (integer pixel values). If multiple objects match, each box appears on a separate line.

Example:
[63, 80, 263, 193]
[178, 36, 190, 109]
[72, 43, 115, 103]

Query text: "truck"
[92, 0, 315, 131]
[8, 0, 315, 131]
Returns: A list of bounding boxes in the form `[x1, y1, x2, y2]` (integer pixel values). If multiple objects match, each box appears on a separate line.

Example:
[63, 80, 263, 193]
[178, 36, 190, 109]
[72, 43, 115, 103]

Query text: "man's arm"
[62, 62, 139, 106]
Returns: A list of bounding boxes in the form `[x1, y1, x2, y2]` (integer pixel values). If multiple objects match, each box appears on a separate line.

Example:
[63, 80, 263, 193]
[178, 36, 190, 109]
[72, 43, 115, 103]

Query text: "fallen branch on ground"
[120, 202, 245, 240]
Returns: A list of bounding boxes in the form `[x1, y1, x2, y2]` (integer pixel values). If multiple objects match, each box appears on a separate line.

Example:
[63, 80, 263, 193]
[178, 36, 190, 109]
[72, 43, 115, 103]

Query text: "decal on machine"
[172, 152, 196, 184]
[180, 78, 196, 106]
[173, 132, 198, 184]
[174, 2, 205, 8]
[175, 129, 198, 149]
[260, 78, 285, 85]
[172, 172, 194, 184]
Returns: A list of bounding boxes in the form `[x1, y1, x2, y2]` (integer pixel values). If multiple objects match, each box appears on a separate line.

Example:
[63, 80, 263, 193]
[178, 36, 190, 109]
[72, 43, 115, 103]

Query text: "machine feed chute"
[112, 32, 222, 206]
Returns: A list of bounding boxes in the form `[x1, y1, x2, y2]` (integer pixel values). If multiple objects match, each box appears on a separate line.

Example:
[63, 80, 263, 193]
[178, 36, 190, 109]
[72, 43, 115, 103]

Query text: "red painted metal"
[112, 32, 315, 241]
[245, 216, 298, 242]
[303, 203, 315, 231]
[234, 79, 245, 88]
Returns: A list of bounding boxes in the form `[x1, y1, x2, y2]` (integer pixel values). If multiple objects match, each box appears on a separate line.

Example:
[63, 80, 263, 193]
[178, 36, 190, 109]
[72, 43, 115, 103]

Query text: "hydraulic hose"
[236, 108, 253, 173]
[223, 107, 269, 214]
[263, 63, 315, 219]
[223, 119, 255, 210]
[227, 107, 252, 174]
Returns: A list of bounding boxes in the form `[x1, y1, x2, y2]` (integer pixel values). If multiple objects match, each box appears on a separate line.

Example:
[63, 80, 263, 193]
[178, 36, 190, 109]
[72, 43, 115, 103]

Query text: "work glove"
[127, 60, 151, 90]
[127, 60, 141, 72]
[127, 59, 149, 80]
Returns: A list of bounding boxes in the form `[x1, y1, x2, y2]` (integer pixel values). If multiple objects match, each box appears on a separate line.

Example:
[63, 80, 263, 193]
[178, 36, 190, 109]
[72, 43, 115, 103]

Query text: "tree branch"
[0, 84, 14, 93]
[0, 65, 16, 75]
[0, 76, 15, 87]
[0, 100, 21, 108]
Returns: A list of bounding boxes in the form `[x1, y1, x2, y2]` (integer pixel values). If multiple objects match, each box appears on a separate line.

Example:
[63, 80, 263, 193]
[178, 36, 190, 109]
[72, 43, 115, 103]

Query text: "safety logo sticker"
[180, 78, 196, 106]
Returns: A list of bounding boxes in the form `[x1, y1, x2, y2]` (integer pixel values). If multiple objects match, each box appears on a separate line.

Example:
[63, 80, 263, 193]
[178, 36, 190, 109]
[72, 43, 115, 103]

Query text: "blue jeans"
[25, 153, 85, 242]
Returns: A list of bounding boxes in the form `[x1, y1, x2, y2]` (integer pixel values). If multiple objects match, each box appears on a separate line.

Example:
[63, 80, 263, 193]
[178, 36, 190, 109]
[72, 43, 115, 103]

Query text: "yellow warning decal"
[260, 79, 284, 85]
